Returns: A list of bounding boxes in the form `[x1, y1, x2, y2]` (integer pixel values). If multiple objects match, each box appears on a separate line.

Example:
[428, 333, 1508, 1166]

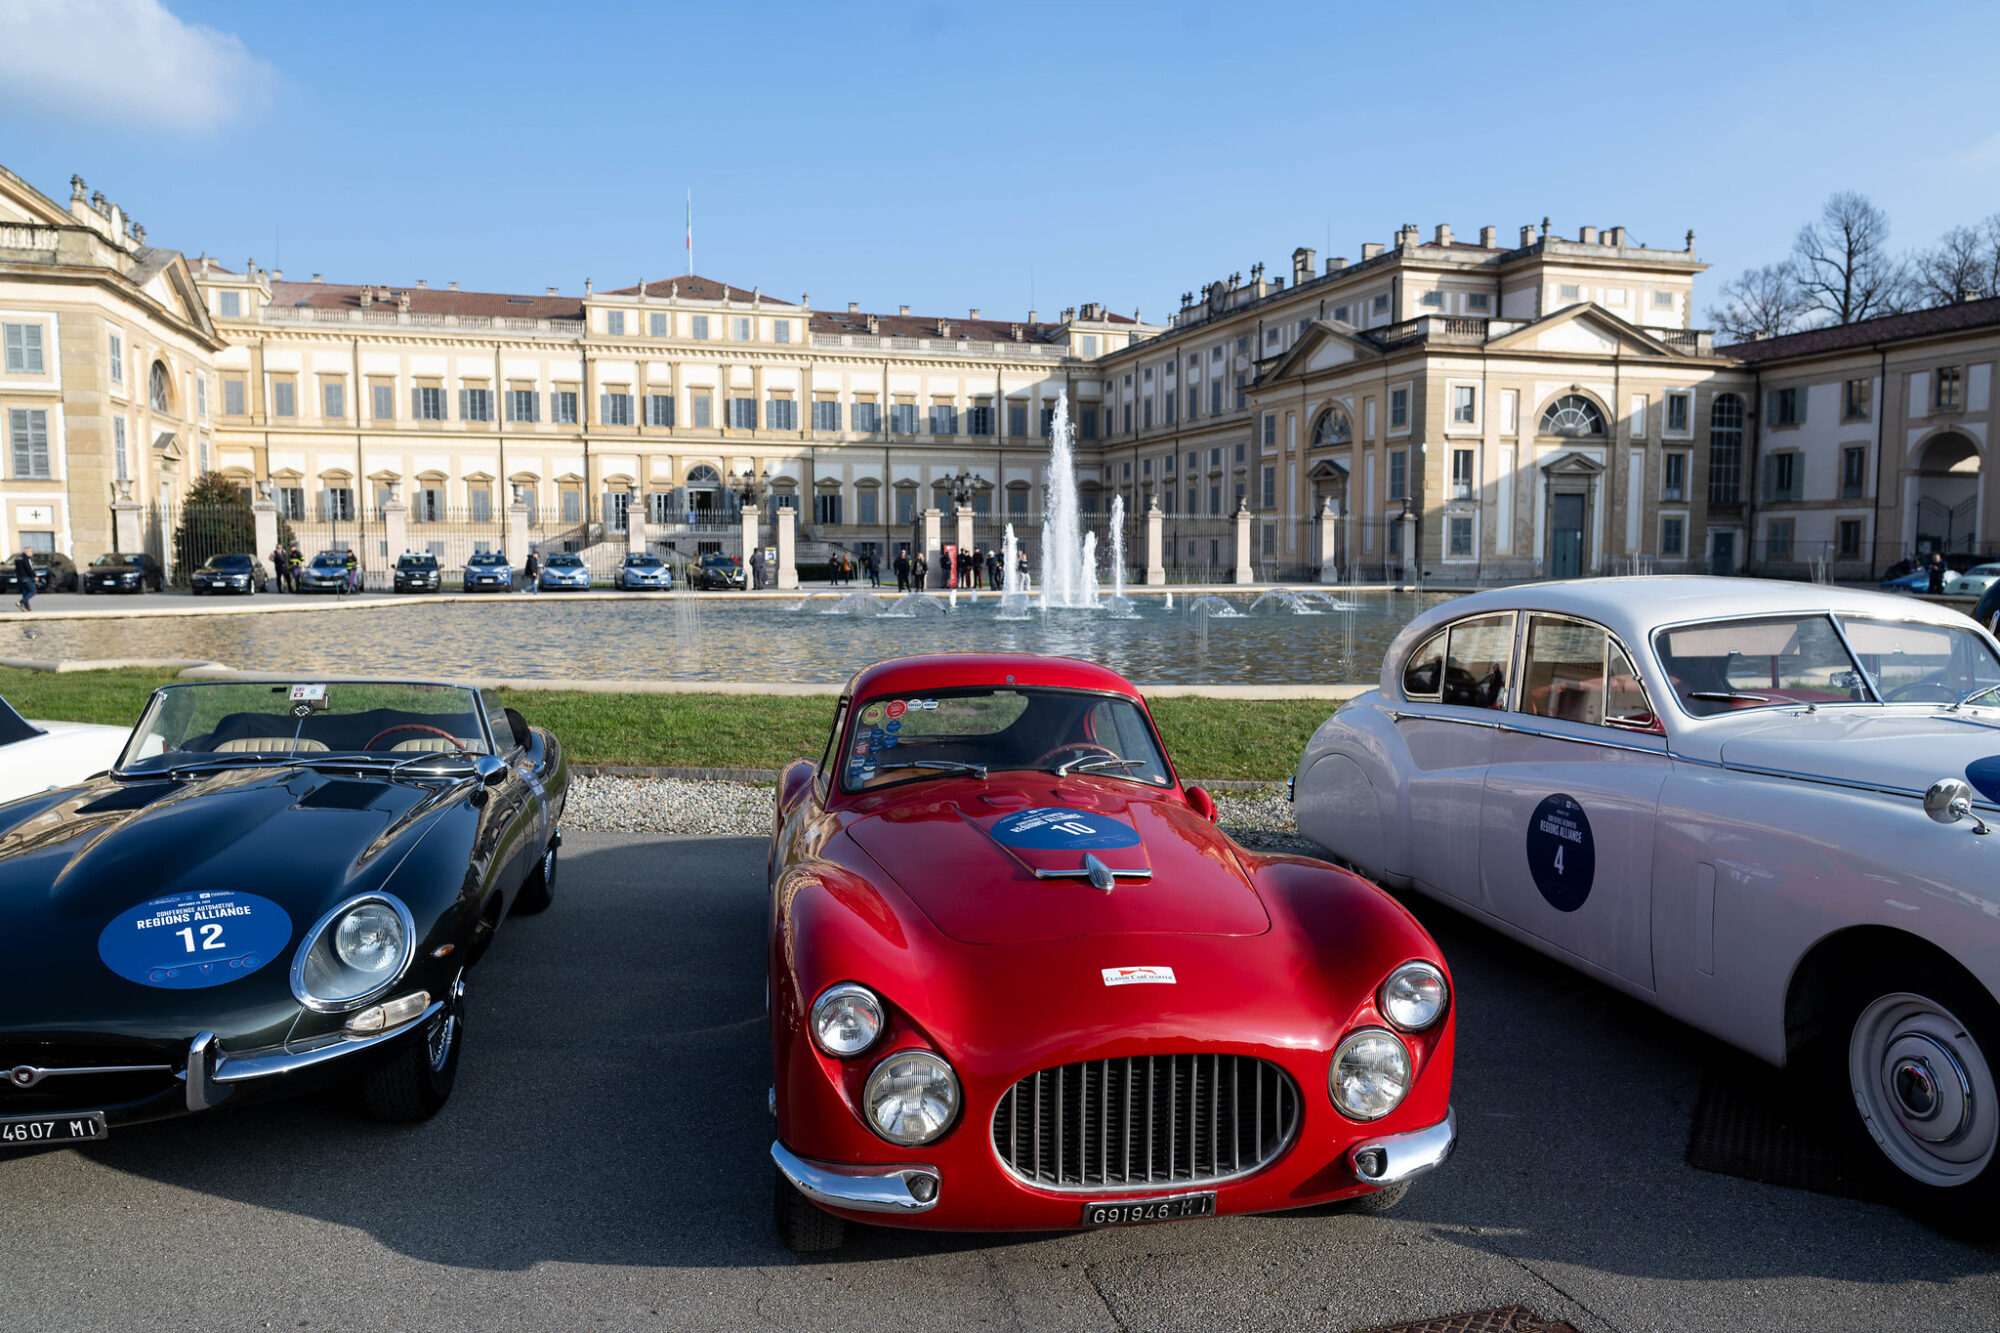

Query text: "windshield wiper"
[1054, 755, 1147, 777]
[874, 760, 988, 780]
[153, 756, 285, 778]
[1688, 690, 1772, 703]
[1952, 684, 2000, 711]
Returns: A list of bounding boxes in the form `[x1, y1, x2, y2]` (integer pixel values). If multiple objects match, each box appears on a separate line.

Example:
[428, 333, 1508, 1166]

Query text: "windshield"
[310, 555, 345, 569]
[548, 556, 582, 568]
[626, 557, 662, 568]
[397, 555, 436, 569]
[838, 686, 1171, 793]
[468, 554, 508, 566]
[1655, 614, 2000, 716]
[92, 554, 143, 567]
[117, 682, 491, 771]
[205, 554, 253, 570]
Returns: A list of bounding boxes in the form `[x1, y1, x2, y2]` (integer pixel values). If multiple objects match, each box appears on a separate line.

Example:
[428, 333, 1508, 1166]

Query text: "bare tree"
[1908, 216, 2000, 307]
[1792, 191, 1904, 324]
[1707, 262, 1813, 343]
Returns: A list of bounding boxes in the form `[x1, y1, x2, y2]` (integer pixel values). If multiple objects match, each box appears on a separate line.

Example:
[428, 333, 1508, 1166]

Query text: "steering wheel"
[1884, 679, 1965, 704]
[363, 723, 469, 753]
[1033, 742, 1117, 769]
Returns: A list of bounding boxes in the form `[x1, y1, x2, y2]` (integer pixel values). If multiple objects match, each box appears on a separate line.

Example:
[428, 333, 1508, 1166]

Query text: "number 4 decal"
[1553, 846, 1565, 874]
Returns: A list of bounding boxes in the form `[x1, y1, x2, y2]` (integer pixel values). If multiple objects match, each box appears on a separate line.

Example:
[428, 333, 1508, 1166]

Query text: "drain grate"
[1348, 1307, 1577, 1333]
[1686, 1055, 1874, 1199]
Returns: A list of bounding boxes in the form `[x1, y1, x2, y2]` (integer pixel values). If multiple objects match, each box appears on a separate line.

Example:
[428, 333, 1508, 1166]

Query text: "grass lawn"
[0, 666, 1329, 781]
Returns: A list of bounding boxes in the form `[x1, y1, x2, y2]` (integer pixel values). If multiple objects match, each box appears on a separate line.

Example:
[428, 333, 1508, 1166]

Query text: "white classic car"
[0, 693, 129, 804]
[1293, 576, 2000, 1216]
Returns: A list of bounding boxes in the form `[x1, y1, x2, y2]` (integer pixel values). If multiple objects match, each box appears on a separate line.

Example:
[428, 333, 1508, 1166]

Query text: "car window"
[1520, 617, 1608, 725]
[1604, 644, 1658, 729]
[1839, 616, 2000, 703]
[209, 554, 252, 569]
[1442, 614, 1512, 709]
[119, 681, 491, 769]
[839, 687, 1170, 793]
[1655, 616, 1869, 716]
[1402, 630, 1445, 700]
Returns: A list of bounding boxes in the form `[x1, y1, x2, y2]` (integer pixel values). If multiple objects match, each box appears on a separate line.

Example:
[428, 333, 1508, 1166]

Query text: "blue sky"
[4, 0, 1997, 322]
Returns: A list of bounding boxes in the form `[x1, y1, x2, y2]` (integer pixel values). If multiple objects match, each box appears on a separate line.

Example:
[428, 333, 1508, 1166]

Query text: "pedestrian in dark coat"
[1928, 553, 1948, 595]
[524, 550, 541, 593]
[894, 551, 910, 592]
[12, 551, 35, 611]
[912, 553, 929, 589]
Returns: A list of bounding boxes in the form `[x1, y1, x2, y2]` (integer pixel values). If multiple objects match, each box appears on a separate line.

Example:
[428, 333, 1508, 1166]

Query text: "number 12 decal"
[175, 923, 226, 953]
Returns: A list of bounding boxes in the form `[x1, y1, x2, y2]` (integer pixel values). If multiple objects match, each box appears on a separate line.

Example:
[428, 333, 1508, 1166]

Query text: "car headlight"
[291, 893, 415, 1012]
[1379, 962, 1448, 1031]
[810, 982, 884, 1056]
[863, 1050, 959, 1145]
[1330, 1028, 1411, 1121]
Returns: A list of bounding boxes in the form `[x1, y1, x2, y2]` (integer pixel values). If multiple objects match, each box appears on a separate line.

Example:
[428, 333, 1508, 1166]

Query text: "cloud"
[0, 0, 276, 134]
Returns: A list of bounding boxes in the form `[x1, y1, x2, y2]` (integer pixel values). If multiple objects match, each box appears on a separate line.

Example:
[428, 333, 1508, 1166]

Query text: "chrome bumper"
[1347, 1105, 1456, 1185]
[183, 1000, 444, 1112]
[771, 1141, 941, 1214]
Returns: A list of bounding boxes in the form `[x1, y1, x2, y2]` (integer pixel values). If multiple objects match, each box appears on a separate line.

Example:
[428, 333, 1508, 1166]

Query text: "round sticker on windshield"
[98, 890, 293, 989]
[1526, 794, 1594, 912]
[990, 807, 1140, 851]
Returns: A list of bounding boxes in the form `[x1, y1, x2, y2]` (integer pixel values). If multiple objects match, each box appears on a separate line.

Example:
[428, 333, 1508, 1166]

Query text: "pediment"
[1256, 320, 1380, 386]
[1487, 303, 1683, 359]
[1539, 449, 1606, 475]
[1307, 458, 1350, 479]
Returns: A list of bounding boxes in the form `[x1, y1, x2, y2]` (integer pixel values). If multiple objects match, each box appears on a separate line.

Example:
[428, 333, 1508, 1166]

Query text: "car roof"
[844, 653, 1143, 701]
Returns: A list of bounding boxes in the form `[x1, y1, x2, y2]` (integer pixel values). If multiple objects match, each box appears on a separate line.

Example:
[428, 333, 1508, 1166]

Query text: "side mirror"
[1925, 778, 1991, 833]
[476, 755, 510, 787]
[779, 758, 817, 814]
[1186, 784, 1218, 822]
[504, 707, 532, 751]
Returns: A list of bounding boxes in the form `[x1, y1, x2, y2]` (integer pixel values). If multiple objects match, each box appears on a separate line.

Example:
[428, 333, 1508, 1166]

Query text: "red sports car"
[766, 653, 1456, 1251]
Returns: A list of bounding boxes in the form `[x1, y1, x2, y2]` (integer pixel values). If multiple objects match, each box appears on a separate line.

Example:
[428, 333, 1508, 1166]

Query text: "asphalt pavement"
[2, 832, 1996, 1333]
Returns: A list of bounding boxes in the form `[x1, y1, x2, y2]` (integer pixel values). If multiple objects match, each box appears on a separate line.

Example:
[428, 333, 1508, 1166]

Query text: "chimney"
[1292, 247, 1316, 284]
[899, 304, 910, 316]
[969, 307, 980, 319]
[271, 269, 281, 281]
[397, 292, 411, 312]
[1607, 226, 1626, 247]
[416, 278, 427, 289]
[848, 301, 859, 314]
[1479, 226, 1497, 248]
[1062, 306, 1076, 322]
[359, 288, 372, 307]
[1434, 224, 1453, 246]
[1328, 257, 1347, 273]
[312, 272, 323, 283]
[1521, 224, 1536, 247]
[866, 314, 879, 333]
[1361, 242, 1385, 260]
[1395, 224, 1419, 249]
[937, 318, 948, 335]
[447, 281, 458, 291]
[546, 286, 558, 296]
[1027, 309, 1037, 323]
[1011, 323, 1023, 340]
[1579, 226, 1597, 244]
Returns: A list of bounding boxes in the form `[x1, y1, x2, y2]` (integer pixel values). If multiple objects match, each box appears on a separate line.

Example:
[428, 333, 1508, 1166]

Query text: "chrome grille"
[992, 1054, 1300, 1191]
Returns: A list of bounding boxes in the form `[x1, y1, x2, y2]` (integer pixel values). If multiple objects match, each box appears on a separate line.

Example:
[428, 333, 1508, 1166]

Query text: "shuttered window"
[4, 323, 45, 373]
[9, 408, 50, 477]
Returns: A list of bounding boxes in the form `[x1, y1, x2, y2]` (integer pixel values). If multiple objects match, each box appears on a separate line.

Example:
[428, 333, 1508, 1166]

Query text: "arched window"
[1538, 395, 1605, 437]
[1310, 405, 1352, 446]
[149, 361, 171, 412]
[685, 464, 721, 485]
[1709, 394, 1744, 504]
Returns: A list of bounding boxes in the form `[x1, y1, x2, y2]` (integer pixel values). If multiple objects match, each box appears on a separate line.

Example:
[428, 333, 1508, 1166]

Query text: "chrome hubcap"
[1850, 992, 1996, 1186]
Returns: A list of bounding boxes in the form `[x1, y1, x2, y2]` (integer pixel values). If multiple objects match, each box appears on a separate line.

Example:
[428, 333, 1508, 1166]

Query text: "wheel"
[773, 1165, 847, 1253]
[512, 838, 558, 916]
[1337, 1180, 1411, 1214]
[1832, 956, 2000, 1221]
[355, 987, 462, 1122]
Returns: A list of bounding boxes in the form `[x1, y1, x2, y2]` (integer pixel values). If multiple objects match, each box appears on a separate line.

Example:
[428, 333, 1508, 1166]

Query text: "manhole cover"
[1348, 1306, 1576, 1333]
[1686, 1054, 1874, 1199]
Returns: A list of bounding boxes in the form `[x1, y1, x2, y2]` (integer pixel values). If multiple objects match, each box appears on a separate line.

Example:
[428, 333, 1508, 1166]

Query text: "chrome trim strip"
[193, 1000, 445, 1088]
[288, 892, 419, 1014]
[185, 1031, 224, 1111]
[1387, 710, 1667, 758]
[770, 1141, 940, 1214]
[1348, 1105, 1456, 1185]
[7, 1062, 173, 1089]
[1671, 753, 2000, 812]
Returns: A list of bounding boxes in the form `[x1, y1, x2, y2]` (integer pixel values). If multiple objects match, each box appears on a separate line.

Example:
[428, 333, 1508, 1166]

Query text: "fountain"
[996, 522, 1033, 619]
[1037, 389, 1098, 610]
[819, 591, 884, 616]
[1105, 495, 1140, 618]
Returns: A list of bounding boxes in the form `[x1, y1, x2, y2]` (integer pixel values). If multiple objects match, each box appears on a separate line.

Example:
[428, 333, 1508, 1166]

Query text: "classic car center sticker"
[1525, 793, 1594, 912]
[1102, 966, 1176, 987]
[97, 890, 293, 990]
[990, 807, 1141, 850]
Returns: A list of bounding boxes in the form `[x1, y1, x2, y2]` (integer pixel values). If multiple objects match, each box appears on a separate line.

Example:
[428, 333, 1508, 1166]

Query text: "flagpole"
[686, 189, 693, 277]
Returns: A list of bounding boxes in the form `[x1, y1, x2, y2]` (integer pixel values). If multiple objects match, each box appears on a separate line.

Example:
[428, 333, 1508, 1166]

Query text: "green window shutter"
[411, 387, 422, 419]
[1794, 387, 1807, 424]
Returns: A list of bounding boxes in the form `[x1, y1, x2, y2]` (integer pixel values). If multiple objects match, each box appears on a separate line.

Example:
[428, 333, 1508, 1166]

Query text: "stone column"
[921, 507, 943, 588]
[111, 489, 144, 555]
[1400, 509, 1419, 582]
[1233, 500, 1255, 584]
[626, 493, 648, 555]
[382, 499, 409, 567]
[776, 505, 799, 590]
[1318, 499, 1340, 584]
[1143, 497, 1165, 585]
[504, 498, 528, 568]
[954, 502, 974, 584]
[252, 498, 279, 571]
[740, 504, 760, 585]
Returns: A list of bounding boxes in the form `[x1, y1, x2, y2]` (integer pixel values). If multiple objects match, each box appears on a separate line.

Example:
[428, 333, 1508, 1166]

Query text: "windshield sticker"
[991, 807, 1141, 851]
[1967, 757, 2000, 804]
[884, 700, 907, 721]
[858, 703, 883, 727]
[1526, 793, 1594, 913]
[98, 890, 294, 990]
[1102, 965, 1176, 987]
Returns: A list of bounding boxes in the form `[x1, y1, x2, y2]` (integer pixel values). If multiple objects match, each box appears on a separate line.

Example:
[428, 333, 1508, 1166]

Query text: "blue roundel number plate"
[990, 807, 1140, 851]
[97, 891, 294, 989]
[1525, 793, 1594, 913]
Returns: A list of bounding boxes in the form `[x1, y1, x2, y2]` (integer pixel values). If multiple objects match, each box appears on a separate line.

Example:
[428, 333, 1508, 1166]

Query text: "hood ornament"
[1035, 852, 1153, 893]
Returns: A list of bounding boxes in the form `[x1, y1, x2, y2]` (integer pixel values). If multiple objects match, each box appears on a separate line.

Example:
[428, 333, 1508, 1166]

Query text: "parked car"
[0, 678, 567, 1141]
[392, 551, 443, 593]
[188, 553, 269, 595]
[689, 553, 746, 591]
[1882, 554, 1985, 585]
[81, 552, 163, 594]
[536, 553, 592, 591]
[294, 551, 354, 594]
[0, 551, 78, 595]
[461, 552, 514, 593]
[1292, 576, 2000, 1218]
[1943, 563, 2000, 598]
[614, 553, 673, 591]
[766, 653, 1456, 1252]
[0, 693, 128, 804]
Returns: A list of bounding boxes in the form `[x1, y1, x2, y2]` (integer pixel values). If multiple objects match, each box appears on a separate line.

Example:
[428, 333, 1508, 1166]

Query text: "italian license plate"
[1081, 1191, 1216, 1226]
[0, 1112, 108, 1148]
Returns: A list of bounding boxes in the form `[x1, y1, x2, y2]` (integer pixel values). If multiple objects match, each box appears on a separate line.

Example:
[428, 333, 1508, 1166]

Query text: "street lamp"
[732, 468, 767, 509]
[947, 468, 978, 509]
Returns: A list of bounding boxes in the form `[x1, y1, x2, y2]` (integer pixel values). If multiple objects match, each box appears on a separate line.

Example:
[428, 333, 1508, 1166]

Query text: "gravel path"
[563, 774, 1329, 857]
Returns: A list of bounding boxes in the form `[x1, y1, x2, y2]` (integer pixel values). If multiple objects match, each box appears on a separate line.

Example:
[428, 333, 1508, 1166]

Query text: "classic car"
[690, 553, 746, 591]
[392, 551, 443, 593]
[0, 693, 128, 804]
[767, 653, 1456, 1252]
[189, 553, 269, 595]
[81, 552, 163, 594]
[0, 678, 567, 1142]
[462, 552, 514, 593]
[1944, 563, 2000, 598]
[1292, 576, 2000, 1217]
[295, 551, 353, 594]
[1, 551, 78, 595]
[537, 553, 592, 591]
[614, 553, 673, 591]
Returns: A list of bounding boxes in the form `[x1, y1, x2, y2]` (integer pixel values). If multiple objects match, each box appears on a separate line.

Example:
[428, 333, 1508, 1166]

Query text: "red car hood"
[843, 782, 1271, 945]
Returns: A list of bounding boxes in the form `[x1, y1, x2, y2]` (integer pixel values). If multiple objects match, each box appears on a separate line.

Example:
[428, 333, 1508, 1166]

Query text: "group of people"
[825, 551, 877, 587]
[269, 544, 360, 593]
[884, 546, 1030, 593]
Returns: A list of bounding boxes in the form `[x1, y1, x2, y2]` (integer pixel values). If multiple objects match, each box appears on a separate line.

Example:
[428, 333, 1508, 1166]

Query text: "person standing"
[865, 551, 879, 587]
[270, 545, 287, 594]
[12, 550, 36, 611]
[894, 548, 909, 593]
[343, 548, 360, 594]
[524, 549, 541, 593]
[749, 546, 766, 591]
[1016, 550, 1030, 590]
[912, 551, 929, 590]
[1928, 552, 1947, 595]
